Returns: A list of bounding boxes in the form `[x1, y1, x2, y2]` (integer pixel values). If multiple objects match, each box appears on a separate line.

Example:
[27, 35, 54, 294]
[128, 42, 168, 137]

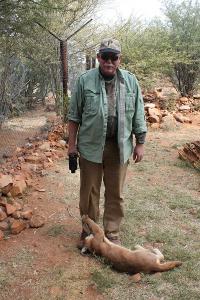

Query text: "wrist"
[135, 132, 146, 144]
[135, 143, 144, 147]
[136, 142, 144, 145]
[68, 144, 78, 155]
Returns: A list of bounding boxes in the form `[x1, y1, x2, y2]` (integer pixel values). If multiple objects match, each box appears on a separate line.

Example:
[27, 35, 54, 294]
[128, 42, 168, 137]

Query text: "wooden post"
[92, 56, 96, 68]
[60, 41, 68, 122]
[35, 19, 93, 129]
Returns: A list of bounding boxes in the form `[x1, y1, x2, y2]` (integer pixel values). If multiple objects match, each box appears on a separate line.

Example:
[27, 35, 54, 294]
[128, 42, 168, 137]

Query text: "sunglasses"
[100, 53, 120, 61]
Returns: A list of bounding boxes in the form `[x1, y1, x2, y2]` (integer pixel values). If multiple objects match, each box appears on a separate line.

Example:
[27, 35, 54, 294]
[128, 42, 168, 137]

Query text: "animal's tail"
[155, 261, 182, 272]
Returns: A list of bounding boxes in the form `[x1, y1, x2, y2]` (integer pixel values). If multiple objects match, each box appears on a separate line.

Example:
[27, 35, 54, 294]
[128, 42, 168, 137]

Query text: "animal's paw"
[82, 215, 88, 222]
[81, 215, 90, 234]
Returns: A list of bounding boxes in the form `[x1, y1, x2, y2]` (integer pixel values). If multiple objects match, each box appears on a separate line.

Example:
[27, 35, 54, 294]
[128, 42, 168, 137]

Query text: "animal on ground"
[81, 215, 182, 274]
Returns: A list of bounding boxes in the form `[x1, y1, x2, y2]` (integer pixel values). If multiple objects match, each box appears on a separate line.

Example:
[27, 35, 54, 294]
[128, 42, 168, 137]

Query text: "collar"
[98, 67, 125, 84]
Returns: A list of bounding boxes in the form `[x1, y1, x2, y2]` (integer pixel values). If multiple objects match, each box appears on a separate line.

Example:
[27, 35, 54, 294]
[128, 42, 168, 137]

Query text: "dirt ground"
[0, 109, 48, 159]
[0, 110, 199, 300]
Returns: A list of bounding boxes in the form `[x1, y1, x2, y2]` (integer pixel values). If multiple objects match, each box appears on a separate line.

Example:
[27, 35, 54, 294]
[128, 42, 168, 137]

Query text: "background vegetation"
[0, 0, 199, 122]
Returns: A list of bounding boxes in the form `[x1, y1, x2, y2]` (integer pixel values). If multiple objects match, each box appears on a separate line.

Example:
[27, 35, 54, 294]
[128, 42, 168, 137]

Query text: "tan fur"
[82, 215, 182, 274]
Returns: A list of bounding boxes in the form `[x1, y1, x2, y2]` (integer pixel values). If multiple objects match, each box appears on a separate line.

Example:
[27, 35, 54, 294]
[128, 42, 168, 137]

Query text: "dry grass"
[94, 126, 200, 299]
[0, 123, 199, 300]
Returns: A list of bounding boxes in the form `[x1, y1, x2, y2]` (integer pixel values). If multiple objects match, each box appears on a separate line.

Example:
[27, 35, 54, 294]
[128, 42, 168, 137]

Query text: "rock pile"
[0, 194, 45, 240]
[143, 89, 199, 128]
[0, 119, 67, 241]
[1, 122, 67, 177]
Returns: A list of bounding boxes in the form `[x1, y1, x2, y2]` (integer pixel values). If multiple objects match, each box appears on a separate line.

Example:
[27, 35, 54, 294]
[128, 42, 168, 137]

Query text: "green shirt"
[68, 68, 147, 164]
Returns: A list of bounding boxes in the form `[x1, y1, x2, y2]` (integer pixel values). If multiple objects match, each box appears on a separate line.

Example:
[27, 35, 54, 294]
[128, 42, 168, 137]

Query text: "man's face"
[97, 52, 121, 76]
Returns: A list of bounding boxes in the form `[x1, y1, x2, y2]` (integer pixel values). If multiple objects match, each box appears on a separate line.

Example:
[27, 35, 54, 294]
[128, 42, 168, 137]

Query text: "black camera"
[69, 153, 78, 173]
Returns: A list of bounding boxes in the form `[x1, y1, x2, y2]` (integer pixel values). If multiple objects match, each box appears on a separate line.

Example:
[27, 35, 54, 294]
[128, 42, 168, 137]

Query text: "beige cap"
[99, 38, 121, 54]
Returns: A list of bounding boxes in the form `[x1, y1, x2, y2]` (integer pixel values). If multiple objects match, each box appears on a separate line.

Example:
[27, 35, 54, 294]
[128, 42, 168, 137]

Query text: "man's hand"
[68, 120, 79, 173]
[68, 120, 79, 156]
[68, 146, 78, 156]
[133, 144, 144, 163]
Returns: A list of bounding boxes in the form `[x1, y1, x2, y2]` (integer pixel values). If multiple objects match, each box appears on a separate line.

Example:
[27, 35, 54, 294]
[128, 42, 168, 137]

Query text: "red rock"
[5, 203, 17, 215]
[0, 230, 4, 240]
[179, 97, 189, 104]
[160, 115, 180, 129]
[10, 219, 27, 234]
[174, 113, 184, 123]
[10, 179, 27, 197]
[148, 115, 160, 123]
[39, 142, 51, 151]
[0, 174, 13, 195]
[0, 207, 7, 221]
[183, 117, 192, 124]
[148, 107, 161, 117]
[0, 221, 9, 231]
[25, 155, 42, 164]
[29, 215, 45, 228]
[0, 174, 13, 187]
[21, 209, 33, 220]
[0, 197, 7, 206]
[145, 103, 156, 109]
[179, 104, 190, 111]
[1, 182, 13, 195]
[174, 113, 192, 124]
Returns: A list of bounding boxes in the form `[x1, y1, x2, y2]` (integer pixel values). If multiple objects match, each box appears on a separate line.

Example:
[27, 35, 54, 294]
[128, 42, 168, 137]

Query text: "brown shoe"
[77, 230, 88, 250]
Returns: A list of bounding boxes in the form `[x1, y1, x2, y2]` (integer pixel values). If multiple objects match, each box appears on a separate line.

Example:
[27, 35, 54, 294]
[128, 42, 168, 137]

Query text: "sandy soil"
[0, 109, 199, 300]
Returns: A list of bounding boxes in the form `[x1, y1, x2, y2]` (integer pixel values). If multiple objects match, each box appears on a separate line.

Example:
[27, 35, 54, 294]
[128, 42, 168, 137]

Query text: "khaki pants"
[79, 140, 128, 238]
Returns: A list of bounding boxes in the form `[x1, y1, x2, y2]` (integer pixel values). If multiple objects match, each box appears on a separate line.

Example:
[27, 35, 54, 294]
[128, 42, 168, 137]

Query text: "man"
[68, 38, 147, 248]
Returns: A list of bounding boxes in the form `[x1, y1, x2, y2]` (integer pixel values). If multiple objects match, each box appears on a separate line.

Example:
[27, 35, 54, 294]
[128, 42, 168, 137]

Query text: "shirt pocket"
[125, 92, 135, 112]
[84, 89, 100, 114]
